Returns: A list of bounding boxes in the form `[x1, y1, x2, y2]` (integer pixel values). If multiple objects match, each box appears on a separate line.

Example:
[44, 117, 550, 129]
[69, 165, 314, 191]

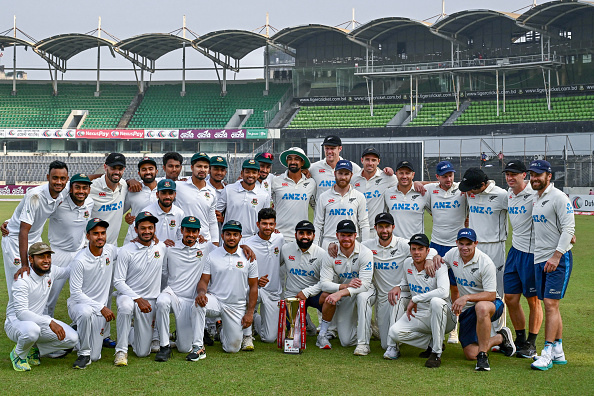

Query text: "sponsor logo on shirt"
[508, 206, 527, 214]
[469, 205, 493, 215]
[433, 190, 440, 194]
[282, 193, 308, 201]
[328, 199, 335, 203]
[456, 277, 477, 287]
[566, 203, 574, 214]
[409, 283, 430, 293]
[236, 261, 244, 268]
[375, 262, 398, 270]
[288, 255, 296, 261]
[364, 190, 381, 199]
[318, 169, 325, 173]
[432, 200, 461, 209]
[334, 260, 341, 265]
[354, 183, 361, 187]
[329, 208, 354, 216]
[390, 195, 398, 200]
[407, 269, 413, 274]
[251, 198, 259, 206]
[390, 203, 420, 211]
[338, 271, 359, 279]
[97, 201, 123, 212]
[99, 192, 107, 197]
[290, 268, 315, 277]
[532, 214, 547, 223]
[453, 261, 459, 267]
[372, 250, 378, 255]
[319, 180, 335, 187]
[282, 183, 289, 187]
[468, 194, 476, 198]
[154, 251, 161, 259]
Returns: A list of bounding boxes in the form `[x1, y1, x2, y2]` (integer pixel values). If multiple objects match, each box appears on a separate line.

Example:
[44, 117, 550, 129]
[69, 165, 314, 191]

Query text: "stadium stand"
[407, 102, 457, 127]
[128, 82, 290, 129]
[286, 104, 402, 129]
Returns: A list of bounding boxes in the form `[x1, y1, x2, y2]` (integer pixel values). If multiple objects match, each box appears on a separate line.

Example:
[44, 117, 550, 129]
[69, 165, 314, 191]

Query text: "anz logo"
[319, 180, 335, 187]
[97, 201, 123, 212]
[533, 214, 548, 223]
[339, 271, 359, 279]
[364, 190, 381, 199]
[289, 268, 315, 277]
[329, 208, 354, 216]
[469, 205, 493, 215]
[391, 203, 420, 211]
[281, 193, 308, 201]
[432, 200, 461, 209]
[375, 261, 399, 270]
[508, 206, 527, 214]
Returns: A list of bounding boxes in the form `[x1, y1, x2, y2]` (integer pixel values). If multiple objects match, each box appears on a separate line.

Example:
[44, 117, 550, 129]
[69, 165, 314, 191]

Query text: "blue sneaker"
[103, 337, 116, 348]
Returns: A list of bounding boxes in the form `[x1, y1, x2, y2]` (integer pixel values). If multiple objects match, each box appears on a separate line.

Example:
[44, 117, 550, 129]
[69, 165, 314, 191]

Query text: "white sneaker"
[316, 334, 332, 349]
[326, 329, 337, 340]
[531, 350, 553, 371]
[114, 351, 128, 366]
[552, 343, 567, 365]
[447, 328, 459, 344]
[353, 344, 370, 356]
[150, 340, 160, 353]
[383, 346, 400, 360]
[241, 335, 254, 351]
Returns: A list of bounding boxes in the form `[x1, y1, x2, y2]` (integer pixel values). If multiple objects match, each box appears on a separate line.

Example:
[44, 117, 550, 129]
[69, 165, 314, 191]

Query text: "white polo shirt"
[309, 157, 361, 201]
[140, 201, 185, 242]
[123, 183, 158, 243]
[244, 232, 285, 299]
[425, 182, 468, 246]
[507, 182, 536, 253]
[352, 169, 398, 231]
[203, 246, 258, 306]
[320, 242, 374, 296]
[256, 174, 274, 202]
[216, 181, 271, 238]
[175, 179, 219, 244]
[384, 185, 428, 239]
[362, 236, 412, 296]
[114, 240, 166, 300]
[280, 241, 325, 299]
[48, 194, 94, 252]
[164, 240, 213, 300]
[90, 176, 128, 246]
[271, 171, 316, 241]
[67, 244, 118, 313]
[466, 181, 508, 243]
[401, 258, 450, 307]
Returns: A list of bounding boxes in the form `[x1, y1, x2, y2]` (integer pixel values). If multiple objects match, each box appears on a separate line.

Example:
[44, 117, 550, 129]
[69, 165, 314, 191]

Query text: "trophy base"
[283, 338, 301, 354]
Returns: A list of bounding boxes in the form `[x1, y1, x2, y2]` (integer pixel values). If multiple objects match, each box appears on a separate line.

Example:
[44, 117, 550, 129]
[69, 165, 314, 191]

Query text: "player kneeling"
[385, 234, 456, 368]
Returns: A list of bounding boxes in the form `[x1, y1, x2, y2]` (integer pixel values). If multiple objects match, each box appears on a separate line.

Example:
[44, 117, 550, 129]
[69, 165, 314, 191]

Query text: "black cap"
[459, 168, 488, 192]
[374, 212, 394, 225]
[408, 233, 430, 247]
[135, 211, 159, 226]
[322, 135, 342, 147]
[503, 161, 527, 174]
[105, 153, 126, 167]
[336, 219, 357, 233]
[361, 147, 380, 159]
[396, 160, 414, 172]
[295, 220, 315, 232]
[138, 156, 157, 169]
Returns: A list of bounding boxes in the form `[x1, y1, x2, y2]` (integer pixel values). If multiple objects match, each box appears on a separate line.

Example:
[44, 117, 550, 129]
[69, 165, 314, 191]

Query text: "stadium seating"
[286, 104, 402, 129]
[407, 102, 457, 127]
[455, 96, 594, 125]
[128, 82, 290, 129]
[0, 83, 137, 129]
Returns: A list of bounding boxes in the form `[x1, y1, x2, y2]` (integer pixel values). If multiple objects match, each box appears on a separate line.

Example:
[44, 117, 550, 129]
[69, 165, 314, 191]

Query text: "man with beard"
[113, 212, 166, 366]
[217, 159, 271, 238]
[68, 218, 118, 369]
[175, 153, 219, 245]
[271, 147, 316, 242]
[313, 160, 369, 249]
[254, 152, 274, 201]
[208, 156, 228, 234]
[140, 179, 184, 246]
[157, 152, 186, 182]
[123, 157, 159, 244]
[194, 220, 259, 355]
[3, 161, 68, 295]
[5, 242, 78, 371]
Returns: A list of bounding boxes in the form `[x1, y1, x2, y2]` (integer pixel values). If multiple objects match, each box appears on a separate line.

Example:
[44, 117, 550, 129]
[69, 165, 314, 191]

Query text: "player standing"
[254, 152, 275, 199]
[140, 179, 184, 245]
[157, 152, 186, 182]
[123, 157, 158, 243]
[208, 155, 228, 234]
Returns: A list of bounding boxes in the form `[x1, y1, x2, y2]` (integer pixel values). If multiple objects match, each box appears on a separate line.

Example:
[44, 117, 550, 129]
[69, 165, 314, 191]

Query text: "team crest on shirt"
[304, 182, 310, 187]
[390, 249, 398, 255]
[84, 211, 90, 219]
[13, 258, 20, 266]
[349, 198, 357, 203]
[100, 328, 105, 336]
[453, 261, 459, 267]
[236, 261, 244, 268]
[274, 247, 279, 255]
[288, 255, 295, 261]
[424, 275, 430, 280]
[309, 258, 317, 264]
[106, 258, 110, 266]
[411, 195, 420, 200]
[353, 258, 358, 264]
[196, 250, 203, 258]
[489, 196, 497, 202]
[154, 251, 161, 259]
[204, 191, 211, 199]
[251, 198, 258, 206]
[375, 179, 382, 185]
[264, 182, 269, 188]
[471, 268, 478, 274]
[47, 278, 52, 288]
[169, 220, 176, 228]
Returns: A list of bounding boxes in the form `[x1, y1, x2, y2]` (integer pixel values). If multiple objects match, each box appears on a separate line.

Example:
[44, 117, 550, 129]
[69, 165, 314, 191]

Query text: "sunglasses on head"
[262, 152, 274, 160]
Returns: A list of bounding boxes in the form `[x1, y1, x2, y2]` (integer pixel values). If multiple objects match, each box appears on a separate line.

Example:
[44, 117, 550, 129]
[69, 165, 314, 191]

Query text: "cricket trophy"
[277, 298, 306, 354]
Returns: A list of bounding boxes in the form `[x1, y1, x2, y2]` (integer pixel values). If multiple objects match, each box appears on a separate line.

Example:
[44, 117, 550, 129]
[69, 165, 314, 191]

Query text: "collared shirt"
[271, 171, 316, 241]
[352, 169, 397, 232]
[280, 241, 325, 299]
[425, 182, 468, 246]
[320, 242, 374, 296]
[140, 201, 185, 242]
[508, 182, 536, 253]
[114, 241, 166, 300]
[164, 240, 213, 300]
[48, 194, 94, 252]
[384, 184, 428, 239]
[175, 178, 219, 244]
[444, 247, 499, 312]
[123, 183, 158, 244]
[467, 181, 508, 243]
[532, 183, 575, 263]
[313, 185, 370, 246]
[362, 236, 412, 296]
[67, 244, 118, 313]
[244, 232, 285, 298]
[256, 174, 274, 203]
[207, 178, 226, 235]
[203, 246, 258, 306]
[401, 257, 450, 307]
[90, 175, 128, 246]
[309, 157, 362, 201]
[7, 266, 70, 325]
[216, 180, 271, 238]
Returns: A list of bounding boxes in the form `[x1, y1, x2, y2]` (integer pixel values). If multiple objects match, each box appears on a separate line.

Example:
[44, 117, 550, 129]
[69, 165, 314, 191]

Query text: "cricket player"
[5, 242, 78, 371]
[317, 220, 375, 355]
[2, 161, 68, 295]
[272, 147, 316, 242]
[194, 220, 259, 354]
[140, 179, 184, 244]
[444, 228, 515, 371]
[528, 160, 575, 371]
[175, 153, 219, 245]
[502, 160, 542, 358]
[313, 160, 369, 249]
[208, 155, 228, 234]
[385, 234, 456, 368]
[68, 218, 118, 369]
[157, 152, 186, 182]
[384, 160, 428, 239]
[217, 159, 271, 238]
[113, 212, 166, 366]
[123, 157, 158, 244]
[254, 152, 274, 199]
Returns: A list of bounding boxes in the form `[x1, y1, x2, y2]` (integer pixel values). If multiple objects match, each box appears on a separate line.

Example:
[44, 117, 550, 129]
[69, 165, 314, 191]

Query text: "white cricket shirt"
[216, 181, 271, 238]
[271, 171, 316, 241]
[114, 240, 166, 300]
[164, 240, 213, 300]
[48, 194, 94, 252]
[320, 242, 374, 296]
[123, 183, 158, 243]
[90, 176, 128, 246]
[507, 182, 536, 253]
[244, 232, 285, 298]
[140, 201, 185, 242]
[175, 179, 219, 244]
[309, 157, 361, 201]
[466, 181, 508, 243]
[384, 185, 428, 239]
[401, 257, 450, 307]
[425, 182, 468, 246]
[280, 241, 325, 299]
[352, 169, 398, 233]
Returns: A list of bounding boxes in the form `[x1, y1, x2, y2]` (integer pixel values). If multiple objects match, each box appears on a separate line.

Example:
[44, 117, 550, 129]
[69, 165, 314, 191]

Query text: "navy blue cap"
[335, 159, 353, 172]
[529, 160, 552, 174]
[457, 228, 477, 242]
[436, 161, 455, 176]
[157, 179, 176, 192]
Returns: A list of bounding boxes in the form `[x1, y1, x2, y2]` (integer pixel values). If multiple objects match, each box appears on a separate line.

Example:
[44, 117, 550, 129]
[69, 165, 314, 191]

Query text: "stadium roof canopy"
[516, 0, 594, 32]
[0, 35, 34, 48]
[348, 17, 432, 43]
[194, 30, 268, 60]
[33, 34, 116, 72]
[271, 24, 348, 47]
[114, 33, 195, 73]
[431, 10, 522, 44]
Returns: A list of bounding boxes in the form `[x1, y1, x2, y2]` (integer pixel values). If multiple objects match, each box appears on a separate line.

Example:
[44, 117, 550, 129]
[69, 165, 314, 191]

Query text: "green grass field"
[0, 200, 592, 395]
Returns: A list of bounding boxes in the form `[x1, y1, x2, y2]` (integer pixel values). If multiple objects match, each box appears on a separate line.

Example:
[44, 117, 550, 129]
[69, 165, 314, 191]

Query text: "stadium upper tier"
[128, 82, 290, 129]
[407, 102, 457, 127]
[287, 104, 402, 129]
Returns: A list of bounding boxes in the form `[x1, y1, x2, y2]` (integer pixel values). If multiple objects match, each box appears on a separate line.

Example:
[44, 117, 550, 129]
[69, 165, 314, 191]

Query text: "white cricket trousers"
[115, 295, 157, 357]
[46, 248, 77, 317]
[376, 291, 411, 350]
[156, 290, 199, 353]
[68, 303, 107, 361]
[387, 297, 457, 354]
[478, 241, 507, 333]
[196, 294, 245, 353]
[4, 316, 78, 359]
[334, 288, 376, 347]
[242, 288, 279, 343]
[2, 236, 36, 297]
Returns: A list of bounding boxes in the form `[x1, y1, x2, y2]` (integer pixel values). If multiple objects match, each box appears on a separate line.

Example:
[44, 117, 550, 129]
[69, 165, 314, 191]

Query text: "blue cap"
[436, 161, 455, 176]
[457, 228, 477, 242]
[335, 159, 353, 172]
[529, 160, 552, 174]
[157, 179, 176, 191]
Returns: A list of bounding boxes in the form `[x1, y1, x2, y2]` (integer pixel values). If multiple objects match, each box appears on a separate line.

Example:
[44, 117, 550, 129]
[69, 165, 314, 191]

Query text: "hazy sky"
[1, 0, 538, 81]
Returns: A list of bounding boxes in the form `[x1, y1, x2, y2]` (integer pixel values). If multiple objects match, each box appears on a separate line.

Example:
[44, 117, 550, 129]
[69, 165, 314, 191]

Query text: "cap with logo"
[138, 156, 157, 169]
[157, 179, 176, 192]
[396, 160, 414, 172]
[222, 220, 242, 232]
[322, 135, 342, 147]
[135, 211, 159, 226]
[408, 233, 430, 247]
[457, 228, 477, 242]
[529, 160, 552, 174]
[210, 155, 228, 168]
[374, 212, 394, 225]
[335, 159, 353, 172]
[28, 242, 55, 256]
[255, 152, 274, 164]
[459, 168, 488, 192]
[336, 219, 357, 233]
[280, 147, 311, 169]
[86, 218, 110, 233]
[191, 152, 210, 166]
[242, 159, 260, 170]
[181, 216, 201, 229]
[70, 173, 92, 185]
[503, 160, 527, 174]
[295, 220, 315, 232]
[361, 147, 380, 159]
[436, 161, 456, 176]
[105, 153, 126, 167]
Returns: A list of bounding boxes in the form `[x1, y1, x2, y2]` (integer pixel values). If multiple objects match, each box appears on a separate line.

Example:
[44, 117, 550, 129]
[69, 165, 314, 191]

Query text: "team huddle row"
[2, 135, 575, 373]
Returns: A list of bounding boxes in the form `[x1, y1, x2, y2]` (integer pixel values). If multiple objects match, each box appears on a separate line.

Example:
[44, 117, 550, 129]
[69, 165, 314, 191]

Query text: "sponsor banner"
[0, 129, 77, 139]
[569, 195, 594, 212]
[1, 129, 44, 139]
[144, 130, 179, 139]
[246, 129, 268, 139]
[0, 185, 36, 195]
[178, 129, 246, 140]
[75, 129, 145, 139]
[40, 129, 77, 139]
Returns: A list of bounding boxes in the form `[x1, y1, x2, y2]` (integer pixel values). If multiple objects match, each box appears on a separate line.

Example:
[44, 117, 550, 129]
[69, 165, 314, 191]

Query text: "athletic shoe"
[447, 328, 459, 344]
[114, 351, 128, 366]
[10, 347, 31, 372]
[103, 337, 116, 348]
[316, 334, 332, 349]
[552, 344, 567, 365]
[419, 346, 433, 358]
[186, 346, 206, 361]
[353, 344, 370, 356]
[425, 353, 441, 368]
[47, 348, 73, 359]
[326, 329, 337, 340]
[531, 351, 553, 371]
[72, 355, 91, 369]
[475, 352, 491, 371]
[241, 335, 254, 351]
[169, 331, 177, 349]
[497, 327, 516, 357]
[27, 346, 41, 366]
[155, 346, 172, 362]
[214, 320, 222, 342]
[516, 342, 537, 359]
[203, 329, 214, 347]
[383, 346, 400, 360]
[491, 345, 501, 353]
[150, 339, 160, 353]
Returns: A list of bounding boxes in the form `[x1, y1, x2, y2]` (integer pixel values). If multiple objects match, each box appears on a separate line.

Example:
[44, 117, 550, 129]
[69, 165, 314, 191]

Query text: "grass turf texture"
[0, 201, 592, 395]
